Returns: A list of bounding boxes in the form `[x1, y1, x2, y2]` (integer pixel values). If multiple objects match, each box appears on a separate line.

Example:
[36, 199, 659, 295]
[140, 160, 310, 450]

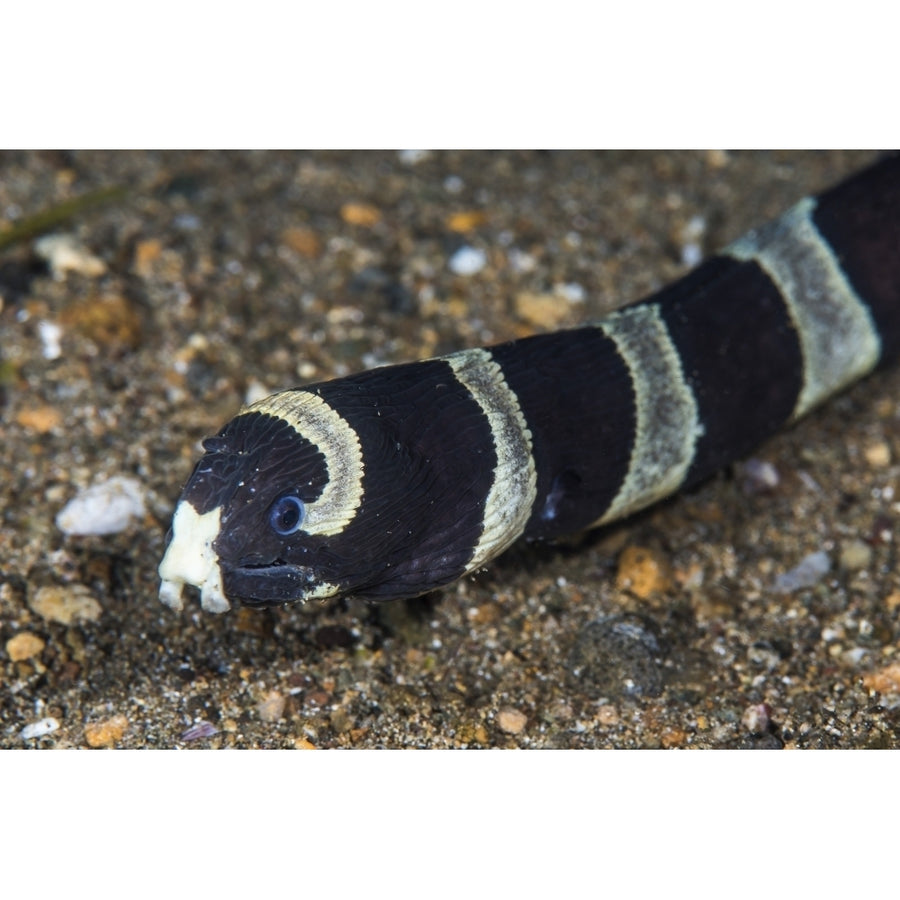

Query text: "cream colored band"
[445, 349, 537, 570]
[246, 389, 364, 535]
[594, 304, 702, 525]
[728, 197, 881, 420]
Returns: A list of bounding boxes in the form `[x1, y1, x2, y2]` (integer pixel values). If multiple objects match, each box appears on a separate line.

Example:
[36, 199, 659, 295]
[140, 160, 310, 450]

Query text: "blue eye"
[268, 493, 305, 536]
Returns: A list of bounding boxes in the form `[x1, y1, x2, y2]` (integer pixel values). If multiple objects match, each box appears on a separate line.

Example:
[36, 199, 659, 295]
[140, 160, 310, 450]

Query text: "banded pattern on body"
[159, 154, 900, 613]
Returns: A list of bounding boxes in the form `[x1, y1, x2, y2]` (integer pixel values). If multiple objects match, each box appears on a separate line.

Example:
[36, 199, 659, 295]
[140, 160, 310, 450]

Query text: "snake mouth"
[222, 561, 339, 607]
[158, 502, 230, 613]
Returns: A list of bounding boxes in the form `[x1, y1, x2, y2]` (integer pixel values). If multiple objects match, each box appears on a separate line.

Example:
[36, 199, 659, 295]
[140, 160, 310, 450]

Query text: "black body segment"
[489, 326, 638, 539]
[158, 154, 900, 613]
[812, 154, 900, 364]
[650, 256, 805, 485]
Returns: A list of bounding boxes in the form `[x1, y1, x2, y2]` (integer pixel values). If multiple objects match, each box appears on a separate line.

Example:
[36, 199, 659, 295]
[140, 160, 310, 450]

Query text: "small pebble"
[747, 641, 781, 670]
[20, 717, 60, 741]
[244, 379, 270, 406]
[842, 647, 868, 666]
[507, 248, 536, 273]
[741, 703, 771, 735]
[675, 562, 704, 591]
[738, 458, 779, 495]
[446, 210, 487, 233]
[305, 690, 332, 708]
[871, 514, 893, 544]
[862, 663, 900, 694]
[797, 471, 823, 494]
[257, 690, 286, 723]
[6, 631, 45, 662]
[514, 292, 569, 329]
[35, 233, 106, 279]
[681, 244, 702, 268]
[173, 213, 200, 230]
[863, 441, 891, 468]
[182, 721, 219, 742]
[678, 215, 707, 267]
[340, 202, 381, 227]
[443, 174, 464, 193]
[84, 714, 129, 748]
[397, 149, 431, 165]
[56, 475, 146, 536]
[661, 728, 688, 748]
[497, 708, 527, 735]
[773, 550, 830, 593]
[29, 584, 102, 625]
[554, 282, 585, 303]
[133, 239, 162, 276]
[16, 405, 62, 434]
[330, 708, 353, 733]
[280, 226, 323, 259]
[448, 245, 486, 276]
[615, 545, 673, 599]
[595, 705, 619, 726]
[839, 539, 872, 572]
[38, 320, 63, 360]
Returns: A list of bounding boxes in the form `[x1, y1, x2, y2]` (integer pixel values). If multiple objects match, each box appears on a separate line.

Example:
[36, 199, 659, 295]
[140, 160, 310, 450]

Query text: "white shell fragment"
[20, 717, 61, 740]
[38, 320, 63, 360]
[55, 476, 146, 536]
[449, 245, 487, 276]
[35, 233, 107, 280]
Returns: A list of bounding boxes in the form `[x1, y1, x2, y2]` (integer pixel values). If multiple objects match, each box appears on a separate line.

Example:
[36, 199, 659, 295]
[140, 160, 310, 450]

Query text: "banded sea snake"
[159, 154, 900, 615]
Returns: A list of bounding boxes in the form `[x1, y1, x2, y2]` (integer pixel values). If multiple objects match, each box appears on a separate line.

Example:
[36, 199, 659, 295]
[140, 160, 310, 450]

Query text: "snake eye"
[268, 493, 305, 536]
